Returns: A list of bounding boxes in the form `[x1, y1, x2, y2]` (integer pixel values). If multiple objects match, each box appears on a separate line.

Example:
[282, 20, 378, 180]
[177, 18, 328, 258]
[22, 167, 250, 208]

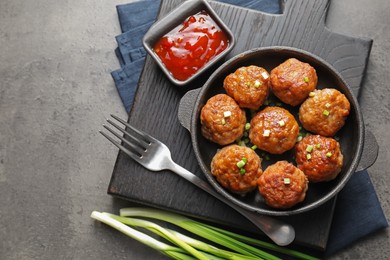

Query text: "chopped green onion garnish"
[306, 145, 314, 153]
[221, 118, 226, 125]
[309, 92, 315, 97]
[261, 72, 269, 79]
[239, 168, 246, 175]
[315, 144, 321, 149]
[254, 80, 261, 88]
[251, 145, 257, 150]
[244, 138, 249, 144]
[304, 77, 309, 82]
[245, 123, 251, 130]
[278, 120, 285, 126]
[246, 82, 251, 86]
[326, 152, 332, 157]
[242, 158, 248, 163]
[236, 160, 246, 168]
[306, 154, 312, 160]
[224, 111, 232, 117]
[297, 136, 303, 142]
[323, 110, 330, 116]
[263, 129, 270, 137]
[283, 178, 291, 184]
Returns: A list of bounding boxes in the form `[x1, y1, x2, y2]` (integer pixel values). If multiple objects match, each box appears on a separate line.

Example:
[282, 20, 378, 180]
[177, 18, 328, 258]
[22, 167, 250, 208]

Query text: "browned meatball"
[249, 106, 299, 154]
[258, 161, 308, 209]
[270, 58, 318, 106]
[211, 144, 263, 195]
[295, 135, 343, 182]
[223, 65, 270, 110]
[200, 94, 246, 145]
[299, 88, 350, 136]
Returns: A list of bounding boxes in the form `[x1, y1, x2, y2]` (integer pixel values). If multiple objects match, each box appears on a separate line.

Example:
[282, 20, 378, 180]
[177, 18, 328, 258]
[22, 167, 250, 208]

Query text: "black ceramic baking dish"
[178, 46, 378, 216]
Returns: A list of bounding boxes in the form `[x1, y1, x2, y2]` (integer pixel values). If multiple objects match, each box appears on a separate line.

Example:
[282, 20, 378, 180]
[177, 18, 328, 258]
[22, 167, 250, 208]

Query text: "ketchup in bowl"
[153, 10, 229, 81]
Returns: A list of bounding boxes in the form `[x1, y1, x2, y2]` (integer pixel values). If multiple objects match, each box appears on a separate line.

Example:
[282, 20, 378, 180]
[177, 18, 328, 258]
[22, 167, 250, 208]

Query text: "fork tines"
[100, 114, 150, 159]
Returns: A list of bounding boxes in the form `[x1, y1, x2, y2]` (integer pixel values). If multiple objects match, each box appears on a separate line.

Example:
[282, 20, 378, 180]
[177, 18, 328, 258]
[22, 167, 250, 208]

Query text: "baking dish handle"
[178, 88, 201, 132]
[356, 129, 379, 172]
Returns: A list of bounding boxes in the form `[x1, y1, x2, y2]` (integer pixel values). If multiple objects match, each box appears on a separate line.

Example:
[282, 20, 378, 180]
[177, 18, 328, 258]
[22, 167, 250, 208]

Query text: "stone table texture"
[0, 0, 389, 259]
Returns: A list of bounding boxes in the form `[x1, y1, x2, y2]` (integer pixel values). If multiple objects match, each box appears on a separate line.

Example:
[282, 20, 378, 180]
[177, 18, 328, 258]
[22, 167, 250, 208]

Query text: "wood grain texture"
[108, 0, 372, 251]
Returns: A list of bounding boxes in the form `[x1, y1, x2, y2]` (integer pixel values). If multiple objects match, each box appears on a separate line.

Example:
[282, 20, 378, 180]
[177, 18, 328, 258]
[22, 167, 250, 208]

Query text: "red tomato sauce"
[153, 10, 229, 81]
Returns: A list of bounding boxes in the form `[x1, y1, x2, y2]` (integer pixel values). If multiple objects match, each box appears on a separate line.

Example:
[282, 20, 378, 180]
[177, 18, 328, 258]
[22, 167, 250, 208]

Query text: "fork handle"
[168, 163, 295, 246]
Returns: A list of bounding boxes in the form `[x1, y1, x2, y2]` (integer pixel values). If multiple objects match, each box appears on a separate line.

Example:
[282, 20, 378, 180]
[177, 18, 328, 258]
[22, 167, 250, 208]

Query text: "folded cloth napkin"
[110, 0, 388, 256]
[325, 170, 387, 256]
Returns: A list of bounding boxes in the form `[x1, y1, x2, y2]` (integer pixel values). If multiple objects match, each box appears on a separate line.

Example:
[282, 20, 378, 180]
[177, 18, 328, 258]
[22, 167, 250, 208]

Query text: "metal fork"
[100, 114, 295, 246]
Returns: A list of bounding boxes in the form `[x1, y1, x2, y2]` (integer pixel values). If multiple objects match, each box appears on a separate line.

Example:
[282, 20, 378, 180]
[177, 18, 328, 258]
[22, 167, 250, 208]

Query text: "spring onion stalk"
[167, 229, 261, 260]
[93, 208, 319, 260]
[119, 208, 280, 260]
[109, 212, 261, 260]
[105, 214, 240, 260]
[103, 213, 209, 260]
[164, 251, 197, 260]
[186, 222, 278, 260]
[201, 224, 319, 260]
[90, 211, 188, 258]
[120, 208, 319, 260]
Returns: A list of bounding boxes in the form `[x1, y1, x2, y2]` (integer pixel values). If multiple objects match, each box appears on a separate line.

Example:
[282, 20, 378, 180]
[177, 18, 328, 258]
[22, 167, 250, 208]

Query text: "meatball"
[258, 161, 308, 209]
[270, 58, 318, 106]
[211, 144, 263, 195]
[299, 88, 350, 136]
[200, 94, 247, 145]
[295, 135, 343, 182]
[249, 106, 299, 154]
[223, 65, 270, 110]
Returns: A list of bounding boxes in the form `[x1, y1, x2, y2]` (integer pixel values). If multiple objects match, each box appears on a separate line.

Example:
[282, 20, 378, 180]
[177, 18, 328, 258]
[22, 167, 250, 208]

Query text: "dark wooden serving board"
[108, 0, 372, 251]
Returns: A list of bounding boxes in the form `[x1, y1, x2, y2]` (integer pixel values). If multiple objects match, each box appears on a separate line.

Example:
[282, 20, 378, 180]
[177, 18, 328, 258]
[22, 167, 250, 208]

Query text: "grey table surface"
[0, 0, 389, 259]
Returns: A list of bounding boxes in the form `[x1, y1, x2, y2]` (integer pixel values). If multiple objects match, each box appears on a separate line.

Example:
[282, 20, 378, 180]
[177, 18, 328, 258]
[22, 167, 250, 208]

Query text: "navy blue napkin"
[325, 170, 387, 256]
[110, 0, 388, 256]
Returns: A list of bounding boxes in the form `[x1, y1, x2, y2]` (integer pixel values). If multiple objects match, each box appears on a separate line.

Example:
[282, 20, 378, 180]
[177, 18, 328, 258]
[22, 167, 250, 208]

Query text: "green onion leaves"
[323, 110, 330, 116]
[237, 158, 247, 175]
[236, 160, 246, 168]
[306, 145, 313, 153]
[91, 208, 319, 260]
